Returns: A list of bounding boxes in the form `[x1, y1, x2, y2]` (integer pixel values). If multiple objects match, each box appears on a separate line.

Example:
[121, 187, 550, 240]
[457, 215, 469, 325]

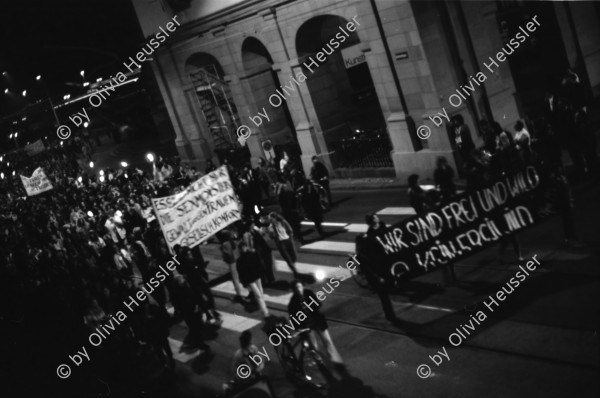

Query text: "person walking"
[433, 156, 456, 201]
[355, 235, 396, 322]
[408, 174, 433, 216]
[178, 246, 220, 322]
[169, 274, 211, 350]
[451, 114, 475, 170]
[299, 179, 325, 238]
[219, 229, 244, 302]
[275, 176, 303, 243]
[144, 296, 175, 370]
[310, 155, 332, 206]
[242, 220, 276, 286]
[236, 241, 270, 318]
[268, 212, 299, 278]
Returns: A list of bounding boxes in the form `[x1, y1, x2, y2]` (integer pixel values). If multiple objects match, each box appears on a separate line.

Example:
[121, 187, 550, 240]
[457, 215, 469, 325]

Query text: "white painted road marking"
[300, 240, 355, 253]
[376, 207, 416, 216]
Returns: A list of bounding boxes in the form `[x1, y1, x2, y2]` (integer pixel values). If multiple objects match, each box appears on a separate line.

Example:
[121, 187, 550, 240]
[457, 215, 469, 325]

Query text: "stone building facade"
[132, 0, 600, 180]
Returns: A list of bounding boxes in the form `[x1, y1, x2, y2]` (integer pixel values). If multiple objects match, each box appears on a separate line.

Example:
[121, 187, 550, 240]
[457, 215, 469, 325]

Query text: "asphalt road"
[166, 182, 600, 398]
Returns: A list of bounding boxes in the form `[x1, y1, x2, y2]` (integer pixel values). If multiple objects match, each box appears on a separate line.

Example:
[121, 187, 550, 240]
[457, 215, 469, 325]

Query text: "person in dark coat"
[236, 241, 270, 317]
[299, 180, 325, 238]
[365, 213, 387, 240]
[310, 156, 332, 206]
[433, 156, 456, 201]
[177, 246, 219, 322]
[355, 235, 396, 322]
[144, 297, 175, 369]
[169, 274, 210, 350]
[408, 174, 433, 216]
[242, 220, 275, 286]
[451, 114, 475, 168]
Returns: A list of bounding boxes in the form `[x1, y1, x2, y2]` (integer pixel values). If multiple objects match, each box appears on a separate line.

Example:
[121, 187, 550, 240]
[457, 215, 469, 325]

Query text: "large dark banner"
[375, 166, 557, 275]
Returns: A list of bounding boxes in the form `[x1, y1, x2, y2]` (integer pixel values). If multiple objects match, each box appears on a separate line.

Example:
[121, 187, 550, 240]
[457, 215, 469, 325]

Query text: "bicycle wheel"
[351, 267, 371, 289]
[301, 348, 329, 388]
[275, 341, 298, 375]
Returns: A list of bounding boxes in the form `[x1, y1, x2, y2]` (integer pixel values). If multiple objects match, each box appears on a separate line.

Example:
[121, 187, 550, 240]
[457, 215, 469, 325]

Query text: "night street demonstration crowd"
[0, 69, 596, 397]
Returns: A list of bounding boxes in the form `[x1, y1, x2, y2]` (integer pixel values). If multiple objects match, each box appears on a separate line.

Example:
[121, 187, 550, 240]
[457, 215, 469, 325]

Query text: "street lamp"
[89, 161, 94, 168]
[80, 70, 85, 77]
[22, 90, 26, 97]
[36, 75, 61, 126]
[146, 153, 155, 162]
[3, 89, 8, 94]
[120, 161, 128, 168]
[99, 170, 104, 176]
[83, 122, 89, 128]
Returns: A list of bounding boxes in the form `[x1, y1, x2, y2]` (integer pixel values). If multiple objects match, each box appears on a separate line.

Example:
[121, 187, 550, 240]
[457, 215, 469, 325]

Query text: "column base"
[175, 138, 211, 170]
[391, 149, 455, 183]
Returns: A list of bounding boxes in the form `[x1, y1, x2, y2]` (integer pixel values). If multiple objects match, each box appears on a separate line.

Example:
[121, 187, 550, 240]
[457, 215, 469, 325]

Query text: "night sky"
[0, 0, 144, 120]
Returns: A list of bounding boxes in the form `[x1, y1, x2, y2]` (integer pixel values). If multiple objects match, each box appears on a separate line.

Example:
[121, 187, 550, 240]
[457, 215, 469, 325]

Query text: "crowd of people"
[0, 135, 334, 396]
[1, 67, 595, 396]
[404, 69, 595, 248]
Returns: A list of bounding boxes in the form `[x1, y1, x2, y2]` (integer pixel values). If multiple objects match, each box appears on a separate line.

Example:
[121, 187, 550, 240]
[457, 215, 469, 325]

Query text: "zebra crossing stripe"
[376, 207, 416, 215]
[300, 240, 355, 253]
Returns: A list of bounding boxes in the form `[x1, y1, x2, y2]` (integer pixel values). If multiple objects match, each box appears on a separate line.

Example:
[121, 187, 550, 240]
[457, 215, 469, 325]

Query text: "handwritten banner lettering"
[151, 165, 242, 249]
[20, 167, 54, 196]
[375, 166, 556, 274]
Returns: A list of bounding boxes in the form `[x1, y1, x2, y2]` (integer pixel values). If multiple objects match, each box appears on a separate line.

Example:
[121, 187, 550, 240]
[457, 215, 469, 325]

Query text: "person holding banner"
[408, 174, 435, 215]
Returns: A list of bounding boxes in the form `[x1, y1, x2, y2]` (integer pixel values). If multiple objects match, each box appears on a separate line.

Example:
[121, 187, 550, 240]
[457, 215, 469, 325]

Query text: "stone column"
[272, 60, 333, 176]
[154, 52, 211, 169]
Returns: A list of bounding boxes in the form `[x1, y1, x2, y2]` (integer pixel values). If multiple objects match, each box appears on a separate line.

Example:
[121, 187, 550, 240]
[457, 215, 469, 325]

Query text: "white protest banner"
[151, 165, 242, 249]
[20, 167, 54, 196]
[24, 139, 46, 156]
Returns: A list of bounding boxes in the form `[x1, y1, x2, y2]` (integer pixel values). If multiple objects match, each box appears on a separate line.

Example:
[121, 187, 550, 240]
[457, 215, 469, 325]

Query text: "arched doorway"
[295, 15, 391, 170]
[241, 37, 297, 158]
[185, 53, 247, 164]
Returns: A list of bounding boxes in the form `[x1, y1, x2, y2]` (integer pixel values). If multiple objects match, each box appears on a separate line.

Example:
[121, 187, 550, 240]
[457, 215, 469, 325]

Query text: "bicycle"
[273, 323, 331, 388]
